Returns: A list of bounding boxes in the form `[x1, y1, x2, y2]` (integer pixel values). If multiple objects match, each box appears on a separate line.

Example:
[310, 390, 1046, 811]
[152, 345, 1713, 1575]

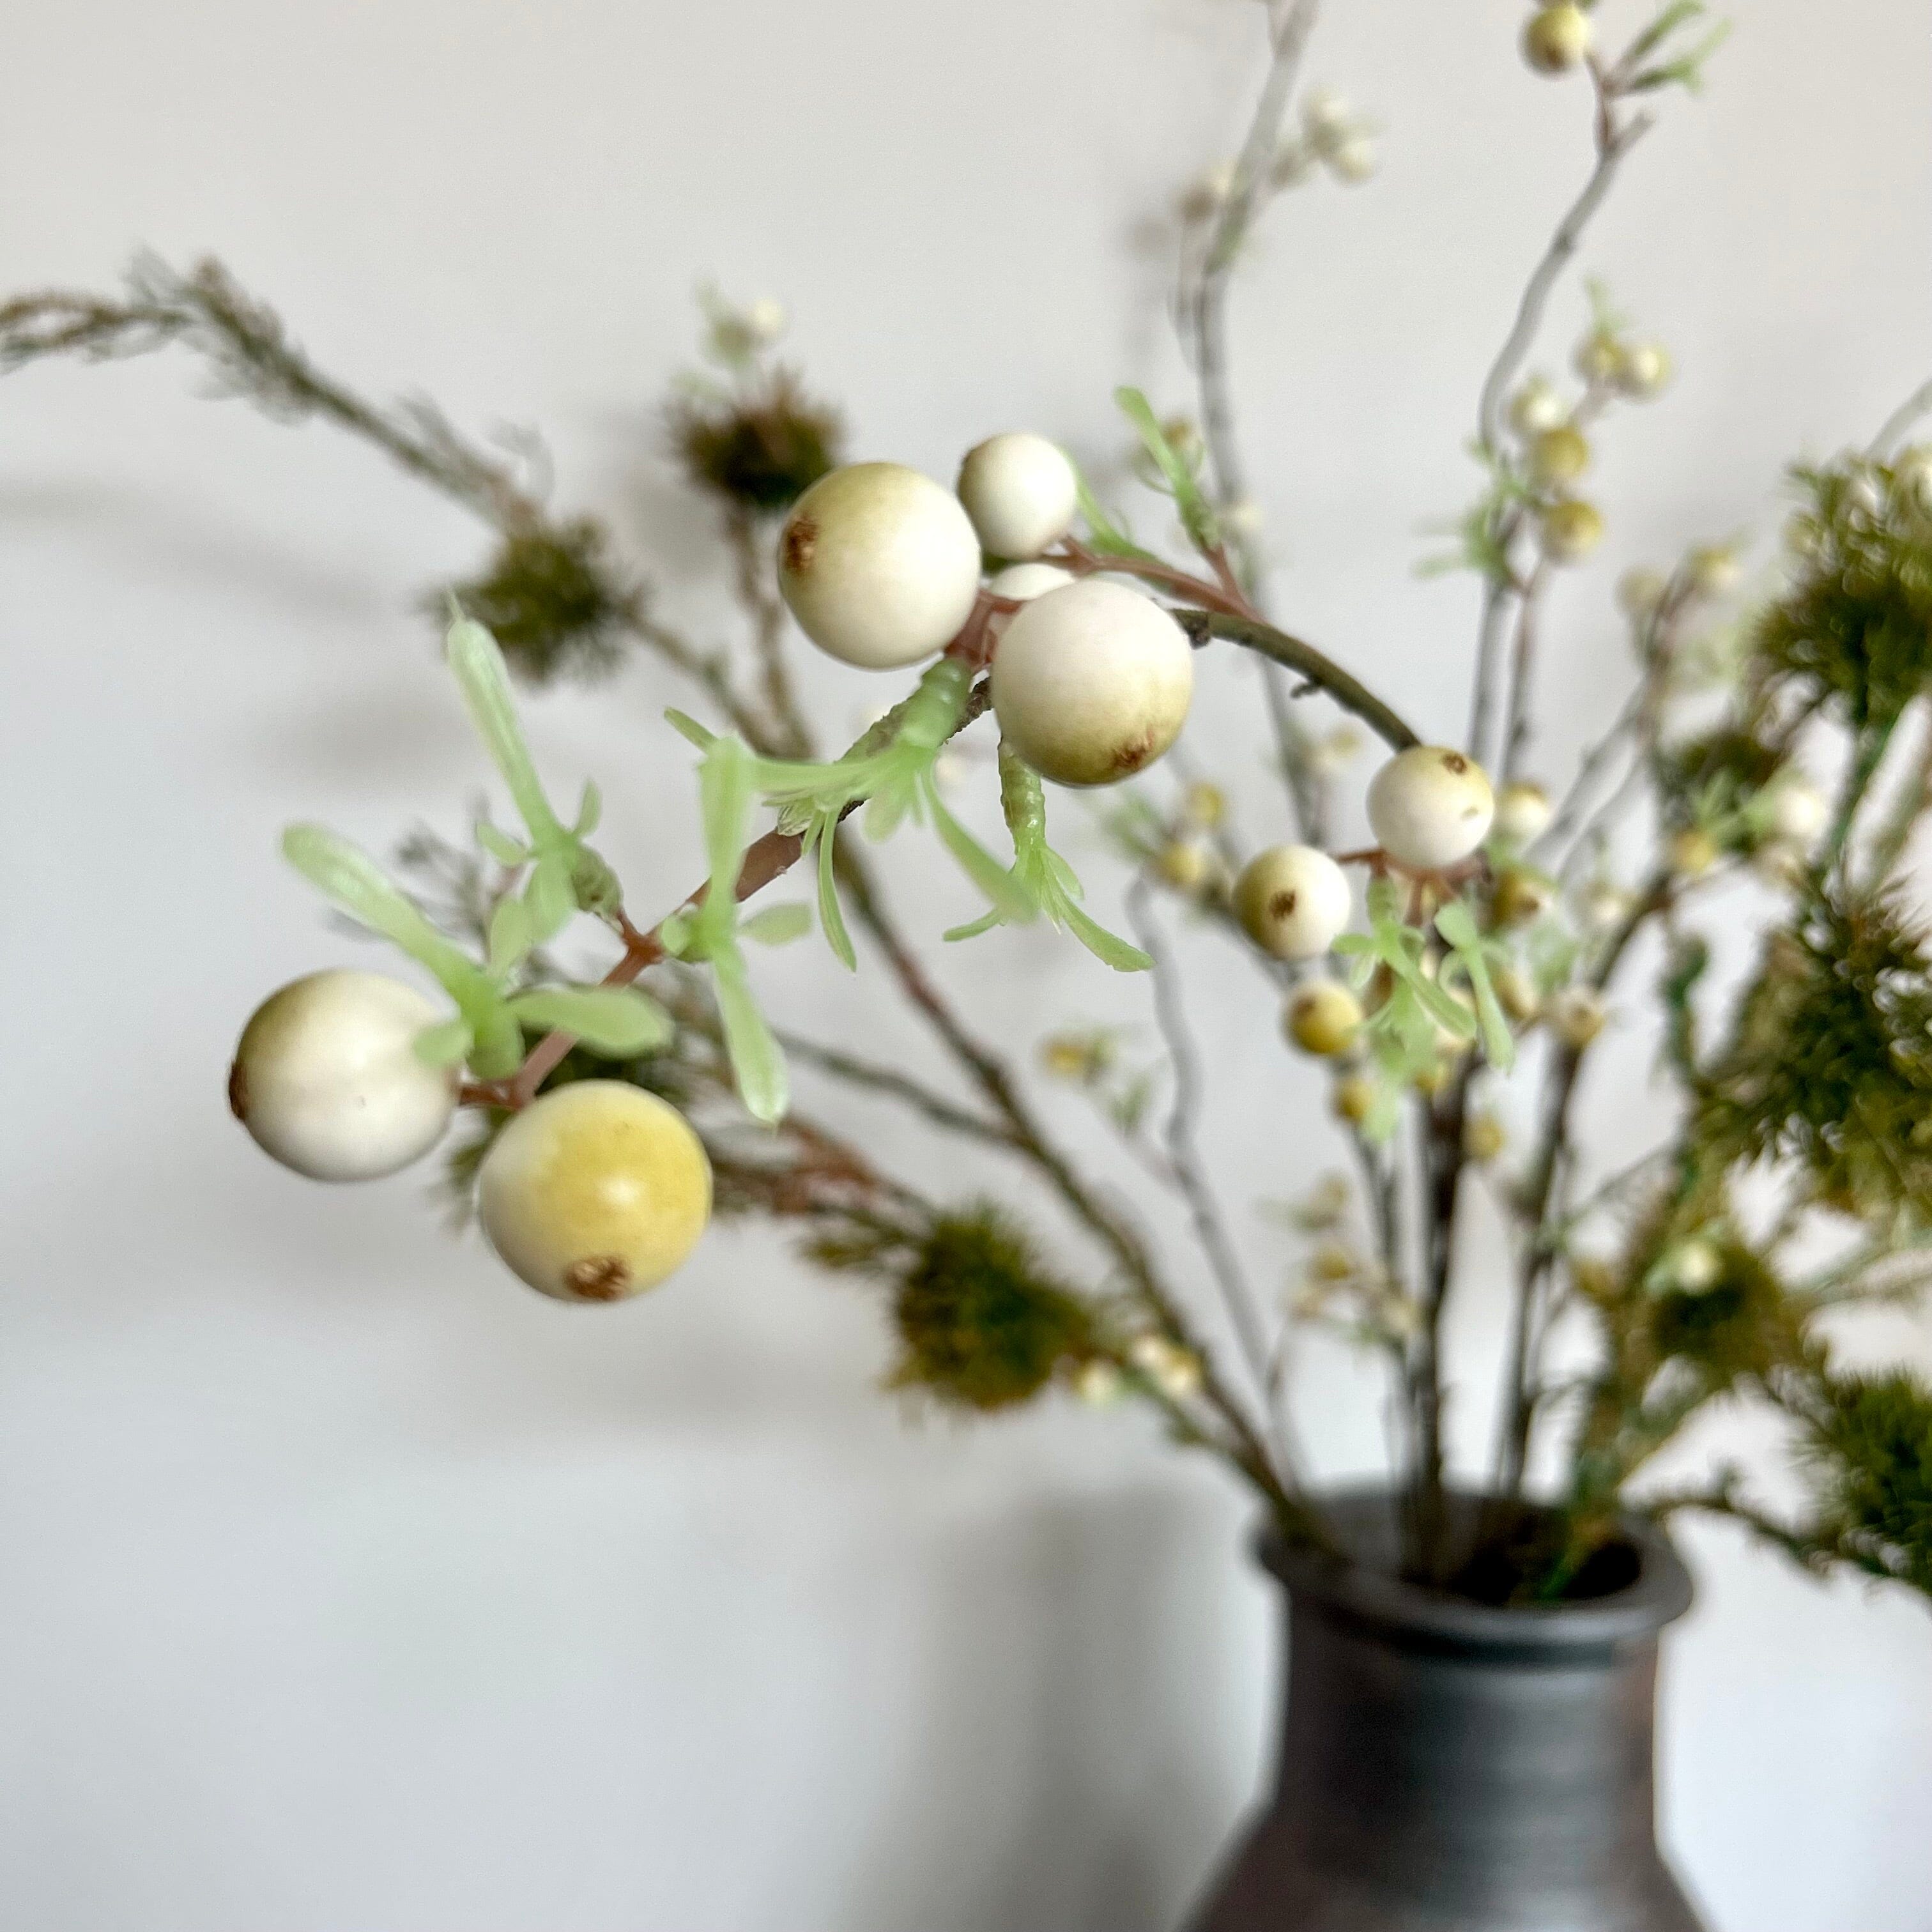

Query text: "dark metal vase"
[1189, 1492, 1705, 1932]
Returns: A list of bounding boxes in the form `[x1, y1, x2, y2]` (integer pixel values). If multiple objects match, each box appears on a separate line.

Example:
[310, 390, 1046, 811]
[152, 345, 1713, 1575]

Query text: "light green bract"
[445, 608, 621, 925]
[280, 824, 670, 1082]
[654, 734, 790, 1125]
[670, 657, 1032, 974]
[946, 746, 1151, 972]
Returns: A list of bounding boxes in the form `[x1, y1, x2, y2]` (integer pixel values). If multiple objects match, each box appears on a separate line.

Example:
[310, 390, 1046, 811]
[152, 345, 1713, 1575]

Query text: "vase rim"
[1257, 1485, 1694, 1658]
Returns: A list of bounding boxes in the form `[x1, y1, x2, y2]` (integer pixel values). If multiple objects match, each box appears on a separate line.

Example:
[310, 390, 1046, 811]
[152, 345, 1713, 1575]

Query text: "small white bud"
[1326, 134, 1378, 184]
[1508, 376, 1569, 438]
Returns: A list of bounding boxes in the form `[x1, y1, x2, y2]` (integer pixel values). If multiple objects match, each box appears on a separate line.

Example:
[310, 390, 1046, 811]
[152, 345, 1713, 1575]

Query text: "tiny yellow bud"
[1548, 986, 1607, 1050]
[1574, 331, 1625, 386]
[1464, 1112, 1508, 1163]
[1687, 545, 1742, 597]
[1667, 827, 1720, 879]
[1075, 1359, 1124, 1406]
[1333, 1074, 1377, 1126]
[1492, 868, 1554, 927]
[1528, 424, 1591, 488]
[1522, 2, 1593, 73]
[1309, 1241, 1358, 1284]
[1183, 781, 1227, 829]
[1287, 981, 1365, 1056]
[1155, 839, 1213, 891]
[1615, 341, 1673, 399]
[1495, 965, 1540, 1024]
[1541, 497, 1606, 564]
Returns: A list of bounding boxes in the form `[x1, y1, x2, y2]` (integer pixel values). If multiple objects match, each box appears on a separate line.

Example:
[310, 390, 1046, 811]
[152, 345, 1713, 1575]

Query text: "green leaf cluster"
[946, 747, 1149, 972]
[282, 825, 667, 1080]
[1114, 387, 1221, 556]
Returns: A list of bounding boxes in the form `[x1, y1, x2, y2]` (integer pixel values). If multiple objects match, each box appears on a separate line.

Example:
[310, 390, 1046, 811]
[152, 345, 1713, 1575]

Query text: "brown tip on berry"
[1442, 752, 1469, 774]
[1268, 891, 1298, 919]
[780, 513, 817, 578]
[565, 1255, 631, 1302]
[227, 1062, 249, 1122]
[1109, 729, 1158, 776]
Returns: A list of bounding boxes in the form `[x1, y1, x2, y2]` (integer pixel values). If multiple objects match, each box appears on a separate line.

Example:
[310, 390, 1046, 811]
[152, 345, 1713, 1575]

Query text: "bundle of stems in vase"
[8, 0, 1929, 1603]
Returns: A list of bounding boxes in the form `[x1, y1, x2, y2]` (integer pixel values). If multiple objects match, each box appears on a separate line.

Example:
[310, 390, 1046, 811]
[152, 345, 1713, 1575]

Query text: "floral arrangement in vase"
[5, 0, 1928, 1614]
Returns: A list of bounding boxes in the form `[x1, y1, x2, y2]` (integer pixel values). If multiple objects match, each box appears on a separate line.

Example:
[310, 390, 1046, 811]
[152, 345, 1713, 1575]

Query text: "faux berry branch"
[8, 0, 1931, 1602]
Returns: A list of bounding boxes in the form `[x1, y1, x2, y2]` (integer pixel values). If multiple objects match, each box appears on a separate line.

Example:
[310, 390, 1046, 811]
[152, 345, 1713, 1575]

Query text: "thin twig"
[1126, 880, 1283, 1425]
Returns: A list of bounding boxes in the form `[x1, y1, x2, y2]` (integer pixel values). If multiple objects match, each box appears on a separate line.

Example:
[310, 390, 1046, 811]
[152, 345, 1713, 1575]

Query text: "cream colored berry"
[777, 463, 982, 669]
[1541, 497, 1605, 564]
[1508, 376, 1568, 438]
[1615, 342, 1673, 399]
[991, 579, 1194, 787]
[956, 433, 1080, 560]
[1549, 986, 1607, 1050]
[1495, 965, 1540, 1023]
[1287, 981, 1365, 1057]
[1333, 1074, 1377, 1125]
[1235, 845, 1353, 960]
[1667, 827, 1720, 878]
[1687, 544, 1742, 597]
[1155, 839, 1214, 891]
[988, 561, 1075, 602]
[1492, 868, 1553, 926]
[1528, 425, 1591, 488]
[229, 969, 457, 1183]
[1367, 746, 1496, 871]
[1765, 774, 1828, 845]
[1574, 332, 1624, 385]
[1523, 3, 1593, 71]
[1494, 780, 1553, 844]
[478, 1081, 712, 1303]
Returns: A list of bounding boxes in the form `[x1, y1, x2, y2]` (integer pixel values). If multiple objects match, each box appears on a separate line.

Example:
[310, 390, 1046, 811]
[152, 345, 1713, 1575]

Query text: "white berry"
[988, 562, 1075, 602]
[1765, 774, 1828, 845]
[1616, 342, 1673, 399]
[1494, 780, 1553, 843]
[478, 1081, 713, 1303]
[1367, 747, 1496, 870]
[991, 579, 1195, 787]
[229, 969, 457, 1183]
[1235, 845, 1353, 960]
[777, 463, 982, 669]
[956, 433, 1080, 561]
[1508, 376, 1568, 438]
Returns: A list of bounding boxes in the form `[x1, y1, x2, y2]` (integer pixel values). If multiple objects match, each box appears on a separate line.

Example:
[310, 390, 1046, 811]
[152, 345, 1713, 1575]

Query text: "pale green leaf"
[711, 946, 789, 1124]
[413, 1017, 473, 1068]
[507, 985, 674, 1055]
[740, 903, 813, 946]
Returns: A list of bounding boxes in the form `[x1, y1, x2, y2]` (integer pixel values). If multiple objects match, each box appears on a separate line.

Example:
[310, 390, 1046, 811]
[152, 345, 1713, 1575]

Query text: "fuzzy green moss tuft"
[436, 519, 634, 684]
[815, 1204, 1096, 1411]
[668, 371, 842, 512]
[1699, 891, 1932, 1216]
[1752, 460, 1932, 733]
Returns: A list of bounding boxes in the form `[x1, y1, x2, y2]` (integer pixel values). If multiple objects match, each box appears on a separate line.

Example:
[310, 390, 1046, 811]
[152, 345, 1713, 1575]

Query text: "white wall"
[1, 3, 1928, 1928]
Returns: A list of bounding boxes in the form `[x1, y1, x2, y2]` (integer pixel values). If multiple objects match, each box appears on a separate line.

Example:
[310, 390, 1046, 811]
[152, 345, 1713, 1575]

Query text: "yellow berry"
[477, 1081, 712, 1303]
[1287, 981, 1365, 1056]
[1541, 497, 1606, 564]
[1333, 1075, 1377, 1125]
[1668, 827, 1720, 879]
[1528, 425, 1591, 487]
[1522, 2, 1593, 72]
[1155, 839, 1213, 891]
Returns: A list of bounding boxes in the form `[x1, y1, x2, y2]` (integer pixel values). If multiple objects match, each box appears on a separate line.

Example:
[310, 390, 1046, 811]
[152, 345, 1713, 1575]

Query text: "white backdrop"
[2, 3, 1929, 1928]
